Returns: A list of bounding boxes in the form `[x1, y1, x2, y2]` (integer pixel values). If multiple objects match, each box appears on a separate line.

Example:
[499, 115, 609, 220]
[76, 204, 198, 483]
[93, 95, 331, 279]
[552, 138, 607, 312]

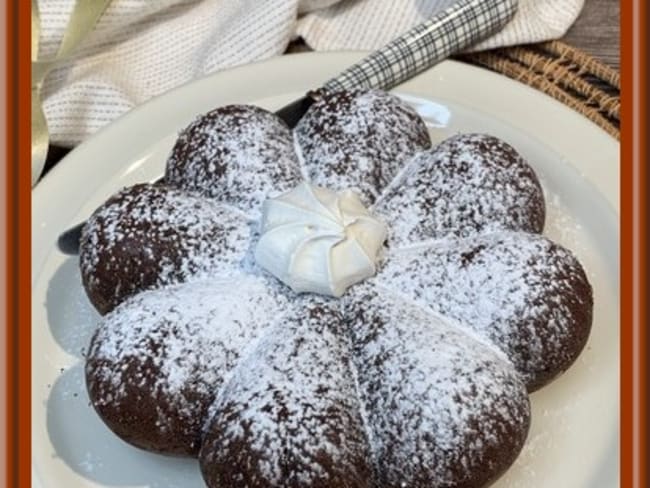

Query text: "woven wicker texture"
[288, 39, 620, 139]
[44, 40, 620, 176]
[461, 40, 620, 139]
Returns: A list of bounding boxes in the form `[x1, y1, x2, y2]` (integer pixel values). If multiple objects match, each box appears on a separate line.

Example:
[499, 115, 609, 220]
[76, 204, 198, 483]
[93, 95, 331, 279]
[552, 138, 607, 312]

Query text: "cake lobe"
[295, 90, 431, 204]
[165, 104, 302, 216]
[375, 133, 545, 246]
[79, 183, 251, 315]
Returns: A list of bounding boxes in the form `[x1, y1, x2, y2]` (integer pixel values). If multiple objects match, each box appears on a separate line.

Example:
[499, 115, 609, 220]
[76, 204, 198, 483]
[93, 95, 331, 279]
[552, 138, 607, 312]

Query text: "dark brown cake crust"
[345, 283, 531, 488]
[376, 231, 593, 391]
[200, 300, 373, 488]
[85, 275, 284, 455]
[165, 104, 302, 215]
[79, 92, 595, 488]
[295, 90, 431, 204]
[375, 133, 546, 246]
[79, 183, 251, 315]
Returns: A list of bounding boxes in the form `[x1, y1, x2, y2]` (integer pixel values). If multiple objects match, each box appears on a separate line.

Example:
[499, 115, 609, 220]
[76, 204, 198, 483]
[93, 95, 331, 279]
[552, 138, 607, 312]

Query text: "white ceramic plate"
[32, 52, 620, 488]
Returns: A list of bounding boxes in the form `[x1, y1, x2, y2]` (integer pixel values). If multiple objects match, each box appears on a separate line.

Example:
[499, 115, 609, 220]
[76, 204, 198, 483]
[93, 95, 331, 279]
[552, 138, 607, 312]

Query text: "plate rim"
[33, 50, 620, 198]
[31, 51, 620, 488]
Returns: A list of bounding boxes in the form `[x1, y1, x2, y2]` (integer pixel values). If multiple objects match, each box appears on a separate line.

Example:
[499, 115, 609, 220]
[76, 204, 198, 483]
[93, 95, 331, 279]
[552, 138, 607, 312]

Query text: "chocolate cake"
[199, 297, 374, 488]
[374, 133, 546, 244]
[294, 90, 431, 204]
[85, 275, 283, 455]
[80, 89, 593, 487]
[79, 183, 252, 315]
[165, 104, 302, 215]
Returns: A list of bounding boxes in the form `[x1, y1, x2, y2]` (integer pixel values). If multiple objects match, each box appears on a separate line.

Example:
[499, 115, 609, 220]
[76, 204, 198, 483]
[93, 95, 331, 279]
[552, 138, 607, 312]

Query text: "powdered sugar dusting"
[80, 184, 253, 314]
[200, 297, 372, 487]
[544, 190, 586, 256]
[86, 273, 288, 455]
[295, 90, 431, 204]
[376, 231, 593, 390]
[345, 283, 530, 487]
[79, 91, 596, 487]
[165, 105, 303, 216]
[374, 133, 545, 247]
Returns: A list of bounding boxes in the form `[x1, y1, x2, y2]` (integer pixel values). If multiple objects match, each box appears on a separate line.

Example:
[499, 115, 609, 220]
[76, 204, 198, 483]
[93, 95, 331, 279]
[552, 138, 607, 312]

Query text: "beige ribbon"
[31, 0, 112, 186]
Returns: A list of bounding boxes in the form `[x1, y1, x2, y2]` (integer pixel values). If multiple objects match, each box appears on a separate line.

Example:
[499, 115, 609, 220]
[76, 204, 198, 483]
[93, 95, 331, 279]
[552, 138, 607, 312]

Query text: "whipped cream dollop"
[254, 182, 387, 297]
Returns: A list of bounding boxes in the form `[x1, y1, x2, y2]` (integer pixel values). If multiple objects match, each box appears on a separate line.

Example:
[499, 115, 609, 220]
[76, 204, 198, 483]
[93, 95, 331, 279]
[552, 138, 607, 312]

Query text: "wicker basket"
[289, 39, 620, 139]
[461, 40, 620, 140]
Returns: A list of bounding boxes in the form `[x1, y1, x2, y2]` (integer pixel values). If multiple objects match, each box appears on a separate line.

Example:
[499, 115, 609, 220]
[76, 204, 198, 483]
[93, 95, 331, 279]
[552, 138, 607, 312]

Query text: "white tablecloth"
[37, 0, 584, 146]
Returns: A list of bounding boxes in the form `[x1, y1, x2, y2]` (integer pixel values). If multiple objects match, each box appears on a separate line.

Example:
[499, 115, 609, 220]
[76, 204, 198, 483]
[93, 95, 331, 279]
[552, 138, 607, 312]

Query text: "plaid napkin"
[38, 0, 584, 147]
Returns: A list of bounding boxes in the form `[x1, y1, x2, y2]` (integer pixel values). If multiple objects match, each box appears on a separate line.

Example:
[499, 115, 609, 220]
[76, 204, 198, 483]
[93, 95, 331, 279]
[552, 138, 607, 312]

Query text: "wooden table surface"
[562, 0, 620, 70]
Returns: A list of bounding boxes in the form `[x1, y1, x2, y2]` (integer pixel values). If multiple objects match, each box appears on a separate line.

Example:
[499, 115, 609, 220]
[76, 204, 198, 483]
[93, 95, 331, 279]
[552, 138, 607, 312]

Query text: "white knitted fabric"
[38, 0, 584, 146]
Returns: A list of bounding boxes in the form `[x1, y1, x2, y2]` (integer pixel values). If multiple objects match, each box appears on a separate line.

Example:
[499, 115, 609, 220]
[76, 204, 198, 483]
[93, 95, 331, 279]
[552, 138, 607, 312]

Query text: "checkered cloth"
[38, 0, 584, 147]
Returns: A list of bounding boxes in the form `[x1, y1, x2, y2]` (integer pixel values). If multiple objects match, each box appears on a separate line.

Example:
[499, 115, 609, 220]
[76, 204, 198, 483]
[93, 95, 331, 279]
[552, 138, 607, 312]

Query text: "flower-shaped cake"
[80, 90, 592, 488]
